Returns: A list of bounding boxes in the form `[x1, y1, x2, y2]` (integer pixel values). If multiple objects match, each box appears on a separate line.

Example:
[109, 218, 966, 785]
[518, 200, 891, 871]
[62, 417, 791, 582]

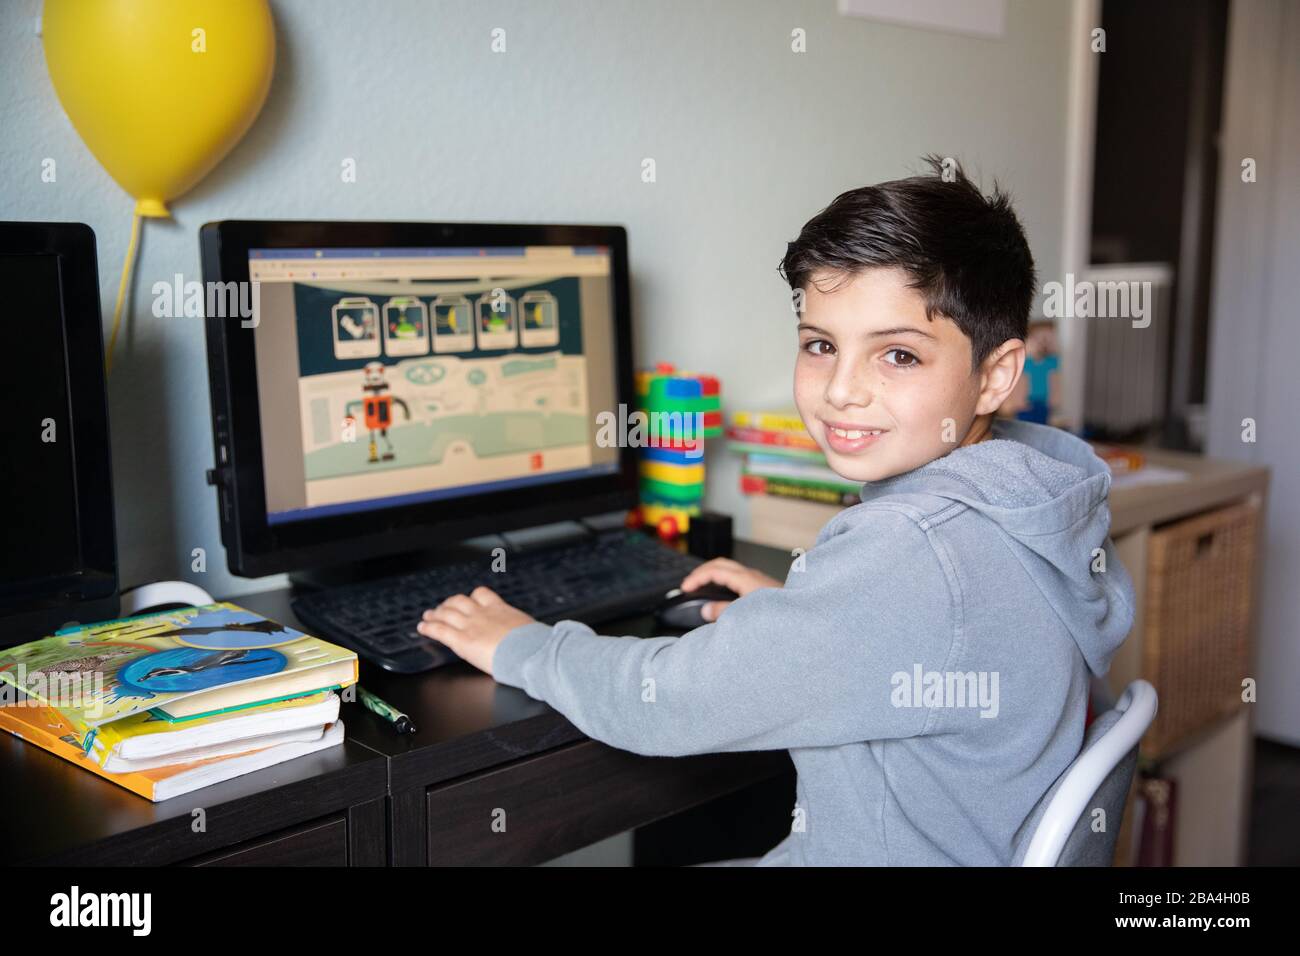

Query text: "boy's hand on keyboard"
[678, 558, 783, 622]
[417, 586, 536, 676]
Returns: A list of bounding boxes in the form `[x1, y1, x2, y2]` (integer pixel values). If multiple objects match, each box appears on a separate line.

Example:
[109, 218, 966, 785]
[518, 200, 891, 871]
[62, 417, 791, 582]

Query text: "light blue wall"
[2, 0, 1073, 597]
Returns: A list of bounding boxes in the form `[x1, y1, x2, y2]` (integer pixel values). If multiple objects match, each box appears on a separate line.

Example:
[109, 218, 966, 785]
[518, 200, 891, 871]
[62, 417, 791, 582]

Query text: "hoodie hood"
[857, 418, 1135, 676]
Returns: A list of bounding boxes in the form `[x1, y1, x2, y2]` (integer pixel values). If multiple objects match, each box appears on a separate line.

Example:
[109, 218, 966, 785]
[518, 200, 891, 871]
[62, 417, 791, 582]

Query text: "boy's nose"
[824, 362, 873, 409]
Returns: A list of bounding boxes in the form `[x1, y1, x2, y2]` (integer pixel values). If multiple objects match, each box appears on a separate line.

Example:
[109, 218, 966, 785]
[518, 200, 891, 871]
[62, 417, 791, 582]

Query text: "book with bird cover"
[0, 603, 357, 745]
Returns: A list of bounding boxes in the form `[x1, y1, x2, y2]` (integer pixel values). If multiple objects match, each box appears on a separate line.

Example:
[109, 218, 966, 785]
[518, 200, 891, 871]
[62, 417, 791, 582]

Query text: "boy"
[417, 158, 1136, 866]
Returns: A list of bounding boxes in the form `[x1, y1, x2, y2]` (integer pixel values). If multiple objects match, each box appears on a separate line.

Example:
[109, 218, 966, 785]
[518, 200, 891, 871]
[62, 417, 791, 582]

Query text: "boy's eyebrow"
[797, 322, 937, 341]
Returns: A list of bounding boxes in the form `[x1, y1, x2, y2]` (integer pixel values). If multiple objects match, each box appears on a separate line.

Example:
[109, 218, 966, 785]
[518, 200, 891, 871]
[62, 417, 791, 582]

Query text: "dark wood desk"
[1, 538, 795, 866]
[0, 732, 389, 866]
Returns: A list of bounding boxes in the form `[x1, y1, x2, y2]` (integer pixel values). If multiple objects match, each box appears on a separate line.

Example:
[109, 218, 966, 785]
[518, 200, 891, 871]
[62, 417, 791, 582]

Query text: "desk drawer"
[186, 815, 349, 866]
[424, 741, 786, 865]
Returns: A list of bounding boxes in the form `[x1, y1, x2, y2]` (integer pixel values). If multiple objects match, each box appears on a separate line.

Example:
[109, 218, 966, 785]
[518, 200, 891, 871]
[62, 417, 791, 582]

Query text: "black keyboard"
[292, 530, 703, 673]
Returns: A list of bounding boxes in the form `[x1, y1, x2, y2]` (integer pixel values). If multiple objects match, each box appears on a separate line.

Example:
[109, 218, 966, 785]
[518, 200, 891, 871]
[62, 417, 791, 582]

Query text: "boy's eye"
[883, 348, 920, 368]
[801, 338, 835, 356]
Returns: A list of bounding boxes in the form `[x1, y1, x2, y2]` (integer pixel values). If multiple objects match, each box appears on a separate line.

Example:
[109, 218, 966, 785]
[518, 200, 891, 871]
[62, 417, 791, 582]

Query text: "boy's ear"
[975, 338, 1026, 415]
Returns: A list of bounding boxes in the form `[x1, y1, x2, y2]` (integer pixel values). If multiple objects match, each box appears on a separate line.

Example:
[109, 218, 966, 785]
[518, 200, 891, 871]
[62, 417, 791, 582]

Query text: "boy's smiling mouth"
[820, 419, 889, 454]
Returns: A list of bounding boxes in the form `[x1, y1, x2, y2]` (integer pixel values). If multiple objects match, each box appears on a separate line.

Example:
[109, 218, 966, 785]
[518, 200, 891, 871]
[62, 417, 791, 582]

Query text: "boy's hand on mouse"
[417, 586, 536, 676]
[678, 558, 782, 622]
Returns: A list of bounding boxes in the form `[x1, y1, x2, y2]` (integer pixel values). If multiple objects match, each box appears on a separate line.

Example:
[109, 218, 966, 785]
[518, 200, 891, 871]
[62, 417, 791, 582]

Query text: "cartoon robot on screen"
[344, 361, 411, 463]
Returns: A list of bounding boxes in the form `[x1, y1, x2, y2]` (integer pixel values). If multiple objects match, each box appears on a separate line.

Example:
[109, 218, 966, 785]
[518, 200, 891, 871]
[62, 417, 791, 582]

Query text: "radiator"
[1081, 262, 1175, 436]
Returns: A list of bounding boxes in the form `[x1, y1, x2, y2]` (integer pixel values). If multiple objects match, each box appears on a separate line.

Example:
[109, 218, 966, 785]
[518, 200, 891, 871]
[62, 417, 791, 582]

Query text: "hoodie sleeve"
[491, 507, 958, 756]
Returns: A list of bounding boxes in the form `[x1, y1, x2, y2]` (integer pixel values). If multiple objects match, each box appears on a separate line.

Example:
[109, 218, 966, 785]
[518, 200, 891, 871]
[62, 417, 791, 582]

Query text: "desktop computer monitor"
[201, 221, 638, 578]
[0, 222, 118, 643]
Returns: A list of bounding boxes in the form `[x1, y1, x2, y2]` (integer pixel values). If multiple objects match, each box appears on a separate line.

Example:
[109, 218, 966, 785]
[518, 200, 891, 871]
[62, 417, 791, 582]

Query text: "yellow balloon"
[43, 0, 275, 218]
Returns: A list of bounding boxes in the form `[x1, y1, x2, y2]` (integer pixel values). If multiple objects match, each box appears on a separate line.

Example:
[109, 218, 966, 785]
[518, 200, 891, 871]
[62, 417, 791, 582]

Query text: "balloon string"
[106, 209, 143, 376]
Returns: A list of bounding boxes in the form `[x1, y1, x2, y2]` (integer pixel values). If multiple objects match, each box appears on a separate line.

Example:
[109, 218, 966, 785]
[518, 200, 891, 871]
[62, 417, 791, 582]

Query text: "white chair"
[697, 679, 1158, 868]
[1014, 679, 1159, 867]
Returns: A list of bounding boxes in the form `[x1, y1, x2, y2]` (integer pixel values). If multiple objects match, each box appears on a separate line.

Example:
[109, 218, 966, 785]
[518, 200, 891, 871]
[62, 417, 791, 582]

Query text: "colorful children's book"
[743, 452, 863, 493]
[94, 724, 329, 774]
[725, 424, 821, 452]
[89, 690, 341, 769]
[729, 409, 808, 434]
[741, 472, 861, 507]
[151, 684, 344, 722]
[0, 703, 345, 801]
[0, 603, 357, 744]
[727, 440, 827, 463]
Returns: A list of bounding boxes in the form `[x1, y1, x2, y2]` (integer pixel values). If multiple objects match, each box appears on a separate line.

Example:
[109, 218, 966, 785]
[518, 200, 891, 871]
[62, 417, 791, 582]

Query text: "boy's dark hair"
[778, 155, 1036, 370]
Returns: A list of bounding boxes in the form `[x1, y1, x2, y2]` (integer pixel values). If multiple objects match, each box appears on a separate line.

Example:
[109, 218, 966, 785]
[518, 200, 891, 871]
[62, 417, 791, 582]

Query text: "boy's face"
[794, 267, 1010, 483]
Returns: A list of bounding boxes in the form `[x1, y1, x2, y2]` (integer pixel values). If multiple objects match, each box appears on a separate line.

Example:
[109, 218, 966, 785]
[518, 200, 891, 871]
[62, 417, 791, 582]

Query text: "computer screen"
[245, 244, 622, 526]
[0, 222, 117, 639]
[0, 254, 81, 585]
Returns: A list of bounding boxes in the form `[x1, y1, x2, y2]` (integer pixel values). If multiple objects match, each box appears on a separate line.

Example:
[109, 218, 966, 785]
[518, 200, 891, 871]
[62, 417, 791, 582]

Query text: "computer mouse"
[654, 583, 741, 630]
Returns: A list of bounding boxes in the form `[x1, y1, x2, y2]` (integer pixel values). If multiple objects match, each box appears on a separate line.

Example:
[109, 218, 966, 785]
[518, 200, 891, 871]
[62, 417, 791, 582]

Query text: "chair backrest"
[1013, 679, 1159, 866]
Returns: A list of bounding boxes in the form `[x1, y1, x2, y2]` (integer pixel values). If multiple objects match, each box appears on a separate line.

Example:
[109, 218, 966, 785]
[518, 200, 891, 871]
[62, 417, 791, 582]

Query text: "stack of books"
[0, 603, 358, 801]
[728, 409, 861, 551]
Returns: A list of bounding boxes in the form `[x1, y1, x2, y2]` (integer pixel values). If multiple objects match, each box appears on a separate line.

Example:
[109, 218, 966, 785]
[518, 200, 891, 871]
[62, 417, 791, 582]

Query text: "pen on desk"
[357, 685, 416, 734]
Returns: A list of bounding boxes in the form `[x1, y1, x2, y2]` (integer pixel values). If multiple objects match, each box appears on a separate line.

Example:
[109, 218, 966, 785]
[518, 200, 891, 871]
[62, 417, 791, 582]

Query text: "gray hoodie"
[493, 418, 1136, 865]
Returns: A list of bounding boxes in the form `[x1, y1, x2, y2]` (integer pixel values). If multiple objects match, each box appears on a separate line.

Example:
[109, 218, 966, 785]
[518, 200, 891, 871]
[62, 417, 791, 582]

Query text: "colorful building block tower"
[631, 363, 722, 540]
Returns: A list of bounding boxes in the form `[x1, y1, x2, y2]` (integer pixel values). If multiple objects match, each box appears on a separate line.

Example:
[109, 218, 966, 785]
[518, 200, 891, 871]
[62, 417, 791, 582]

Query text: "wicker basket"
[1141, 498, 1260, 758]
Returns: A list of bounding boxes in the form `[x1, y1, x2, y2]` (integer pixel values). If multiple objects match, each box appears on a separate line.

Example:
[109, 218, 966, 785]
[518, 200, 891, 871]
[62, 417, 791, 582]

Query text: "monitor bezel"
[0, 221, 118, 639]
[200, 220, 640, 579]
